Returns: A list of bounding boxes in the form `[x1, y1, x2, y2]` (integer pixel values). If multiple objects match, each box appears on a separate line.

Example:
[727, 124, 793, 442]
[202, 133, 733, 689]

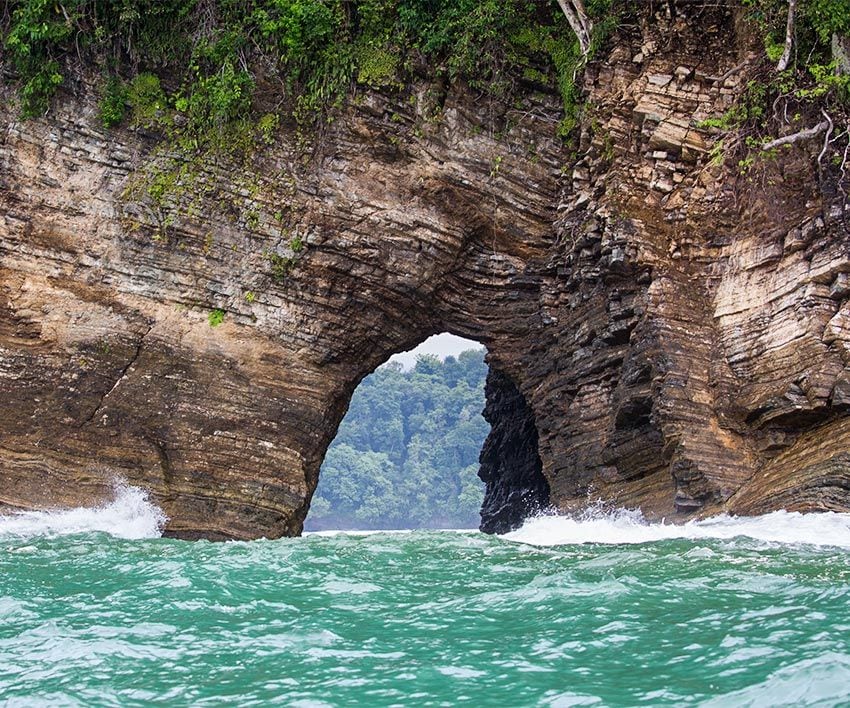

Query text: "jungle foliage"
[2, 1, 847, 146]
[305, 349, 489, 531]
[744, 0, 850, 95]
[0, 0, 616, 139]
[691, 0, 848, 178]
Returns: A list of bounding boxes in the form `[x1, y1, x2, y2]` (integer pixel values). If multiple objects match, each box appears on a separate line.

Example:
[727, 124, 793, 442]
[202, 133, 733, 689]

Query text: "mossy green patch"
[1, 0, 619, 143]
[208, 308, 225, 327]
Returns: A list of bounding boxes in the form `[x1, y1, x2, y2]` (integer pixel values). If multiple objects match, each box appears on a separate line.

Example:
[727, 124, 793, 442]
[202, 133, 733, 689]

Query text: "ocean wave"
[503, 508, 850, 549]
[304, 529, 416, 537]
[0, 483, 167, 540]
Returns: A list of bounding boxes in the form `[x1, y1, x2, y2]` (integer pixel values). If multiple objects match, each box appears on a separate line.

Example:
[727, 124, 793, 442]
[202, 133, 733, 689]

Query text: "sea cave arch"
[0, 30, 589, 541]
[3, 2, 850, 542]
[299, 330, 551, 535]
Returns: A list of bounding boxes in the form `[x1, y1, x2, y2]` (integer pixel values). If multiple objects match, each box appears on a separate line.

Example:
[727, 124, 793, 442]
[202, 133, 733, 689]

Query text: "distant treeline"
[305, 349, 489, 530]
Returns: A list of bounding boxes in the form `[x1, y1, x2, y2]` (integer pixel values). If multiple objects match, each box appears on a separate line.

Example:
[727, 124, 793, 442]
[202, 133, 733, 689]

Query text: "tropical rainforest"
[305, 350, 489, 531]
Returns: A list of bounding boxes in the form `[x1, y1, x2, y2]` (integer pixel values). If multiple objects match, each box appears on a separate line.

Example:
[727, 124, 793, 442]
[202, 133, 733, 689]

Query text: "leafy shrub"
[208, 308, 226, 327]
[128, 73, 168, 127]
[99, 77, 129, 128]
[355, 44, 400, 87]
[16, 62, 63, 118]
[3, 0, 72, 116]
[180, 58, 254, 133]
[803, 0, 850, 44]
[266, 252, 294, 281]
[257, 112, 280, 144]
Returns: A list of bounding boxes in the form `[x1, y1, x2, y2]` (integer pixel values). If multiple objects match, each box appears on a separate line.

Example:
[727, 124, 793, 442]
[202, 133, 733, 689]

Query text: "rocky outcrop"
[0, 68, 565, 538]
[478, 368, 550, 533]
[1, 1, 848, 538]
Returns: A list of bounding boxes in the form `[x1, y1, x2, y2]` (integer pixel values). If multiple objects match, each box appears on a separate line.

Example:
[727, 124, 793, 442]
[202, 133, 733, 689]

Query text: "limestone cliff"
[1, 2, 848, 538]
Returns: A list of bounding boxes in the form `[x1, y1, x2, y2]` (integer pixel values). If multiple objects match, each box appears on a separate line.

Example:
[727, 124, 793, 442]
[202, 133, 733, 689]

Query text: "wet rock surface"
[1, 2, 849, 538]
[478, 368, 550, 534]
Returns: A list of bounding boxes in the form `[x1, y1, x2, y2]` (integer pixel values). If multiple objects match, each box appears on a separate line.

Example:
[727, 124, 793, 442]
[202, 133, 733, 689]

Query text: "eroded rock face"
[0, 69, 564, 538]
[478, 368, 550, 534]
[1, 1, 849, 538]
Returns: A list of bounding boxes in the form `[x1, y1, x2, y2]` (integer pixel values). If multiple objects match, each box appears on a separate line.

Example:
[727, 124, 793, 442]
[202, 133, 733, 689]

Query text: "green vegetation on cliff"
[744, 0, 850, 98]
[1, 0, 618, 139]
[699, 1, 850, 175]
[305, 350, 489, 531]
[3, 1, 847, 142]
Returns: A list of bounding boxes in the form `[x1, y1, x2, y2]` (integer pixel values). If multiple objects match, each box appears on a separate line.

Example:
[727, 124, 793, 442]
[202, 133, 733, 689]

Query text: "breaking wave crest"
[503, 508, 850, 549]
[0, 483, 167, 539]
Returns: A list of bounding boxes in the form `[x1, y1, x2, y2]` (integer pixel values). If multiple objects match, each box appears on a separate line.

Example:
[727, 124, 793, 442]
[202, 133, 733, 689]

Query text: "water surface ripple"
[2, 498, 850, 706]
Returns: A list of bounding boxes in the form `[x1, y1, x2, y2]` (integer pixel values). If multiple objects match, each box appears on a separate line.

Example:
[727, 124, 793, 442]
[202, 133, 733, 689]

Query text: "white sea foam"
[503, 508, 850, 549]
[0, 483, 166, 540]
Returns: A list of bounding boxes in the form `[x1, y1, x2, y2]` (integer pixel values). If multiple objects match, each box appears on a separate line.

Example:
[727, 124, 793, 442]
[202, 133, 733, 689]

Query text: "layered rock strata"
[1, 1, 848, 538]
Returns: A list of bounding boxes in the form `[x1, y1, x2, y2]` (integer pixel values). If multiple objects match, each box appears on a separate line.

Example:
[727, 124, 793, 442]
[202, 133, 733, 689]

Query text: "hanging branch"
[556, 0, 593, 56]
[760, 119, 829, 150]
[775, 0, 797, 71]
[817, 108, 834, 165]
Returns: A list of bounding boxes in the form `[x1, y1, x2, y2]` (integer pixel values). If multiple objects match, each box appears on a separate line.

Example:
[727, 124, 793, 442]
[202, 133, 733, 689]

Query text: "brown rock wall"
[1, 1, 848, 538]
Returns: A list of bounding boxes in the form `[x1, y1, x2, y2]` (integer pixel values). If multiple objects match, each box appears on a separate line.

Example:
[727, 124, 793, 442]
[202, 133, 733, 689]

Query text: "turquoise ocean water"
[2, 486, 850, 707]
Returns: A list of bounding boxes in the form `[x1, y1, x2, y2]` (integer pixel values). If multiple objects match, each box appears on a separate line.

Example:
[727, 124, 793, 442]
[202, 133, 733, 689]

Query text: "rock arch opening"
[303, 333, 550, 533]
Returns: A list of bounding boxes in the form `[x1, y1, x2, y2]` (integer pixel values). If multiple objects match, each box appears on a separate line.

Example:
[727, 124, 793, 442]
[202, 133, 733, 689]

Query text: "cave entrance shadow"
[478, 367, 551, 534]
[304, 333, 550, 534]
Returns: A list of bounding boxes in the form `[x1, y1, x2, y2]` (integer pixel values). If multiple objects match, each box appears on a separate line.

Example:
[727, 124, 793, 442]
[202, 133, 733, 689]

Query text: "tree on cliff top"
[556, 0, 593, 55]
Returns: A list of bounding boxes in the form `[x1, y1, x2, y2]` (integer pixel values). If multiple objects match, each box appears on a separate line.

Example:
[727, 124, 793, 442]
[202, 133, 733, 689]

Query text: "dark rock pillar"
[478, 367, 551, 534]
